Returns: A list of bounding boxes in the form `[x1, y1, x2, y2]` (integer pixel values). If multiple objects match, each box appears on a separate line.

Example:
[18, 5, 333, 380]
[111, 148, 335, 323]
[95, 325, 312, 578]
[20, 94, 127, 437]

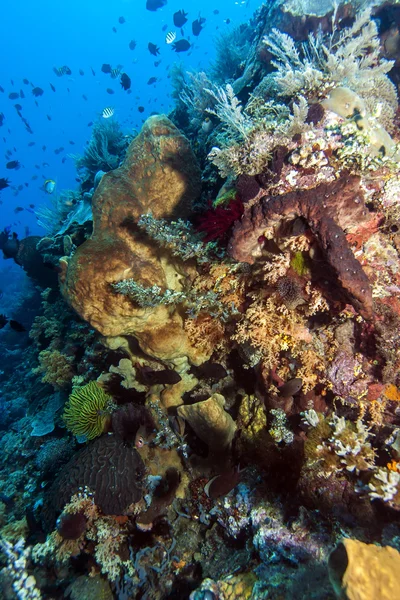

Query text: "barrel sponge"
[328, 538, 400, 600]
[60, 115, 206, 365]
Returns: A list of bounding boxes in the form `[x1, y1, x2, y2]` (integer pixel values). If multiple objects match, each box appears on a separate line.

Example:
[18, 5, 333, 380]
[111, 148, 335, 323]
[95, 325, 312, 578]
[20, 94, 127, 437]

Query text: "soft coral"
[196, 196, 244, 243]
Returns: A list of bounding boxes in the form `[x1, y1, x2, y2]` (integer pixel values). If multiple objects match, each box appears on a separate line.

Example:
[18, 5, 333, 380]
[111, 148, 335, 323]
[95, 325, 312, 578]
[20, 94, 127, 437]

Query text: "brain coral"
[59, 115, 205, 365]
[43, 435, 145, 529]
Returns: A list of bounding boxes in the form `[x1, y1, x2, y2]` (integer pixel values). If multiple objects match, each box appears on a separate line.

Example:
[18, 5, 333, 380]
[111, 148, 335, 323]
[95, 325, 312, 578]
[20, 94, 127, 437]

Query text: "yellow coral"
[63, 381, 114, 440]
[33, 349, 73, 389]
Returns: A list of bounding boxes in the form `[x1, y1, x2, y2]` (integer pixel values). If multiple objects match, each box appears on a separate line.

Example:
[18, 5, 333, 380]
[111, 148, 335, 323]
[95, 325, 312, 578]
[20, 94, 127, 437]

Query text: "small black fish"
[79, 69, 84, 76]
[147, 77, 157, 85]
[225, 18, 231, 24]
[9, 319, 26, 332]
[87, 121, 93, 127]
[192, 17, 206, 36]
[0, 86, 4, 93]
[118, 16, 126, 24]
[173, 9, 188, 27]
[20, 89, 25, 98]
[29, 203, 34, 208]
[0, 113, 4, 126]
[14, 103, 22, 111]
[32, 87, 44, 97]
[50, 83, 56, 92]
[69, 140, 75, 145]
[154, 60, 161, 67]
[0, 314, 8, 329]
[91, 66, 96, 76]
[138, 366, 181, 386]
[0, 177, 10, 190]
[17, 184, 23, 191]
[14, 206, 24, 213]
[42, 145, 46, 151]
[101, 63, 112, 74]
[138, 106, 145, 113]
[112, 26, 117, 33]
[6, 160, 20, 170]
[120, 73, 131, 90]
[162, 24, 168, 31]
[28, 141, 35, 146]
[62, 157, 67, 163]
[129, 39, 137, 50]
[8, 92, 19, 99]
[146, 0, 167, 11]
[82, 94, 88, 101]
[23, 78, 29, 84]
[31, 175, 38, 180]
[172, 39, 190, 52]
[148, 42, 160, 56]
[213, 9, 219, 14]
[46, 114, 52, 121]
[106, 88, 115, 94]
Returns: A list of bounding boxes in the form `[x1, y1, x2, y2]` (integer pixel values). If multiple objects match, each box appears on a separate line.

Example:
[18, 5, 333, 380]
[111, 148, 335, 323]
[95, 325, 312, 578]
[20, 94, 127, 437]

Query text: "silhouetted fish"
[9, 319, 26, 332]
[172, 39, 190, 52]
[148, 42, 160, 56]
[146, 0, 167, 11]
[173, 9, 188, 27]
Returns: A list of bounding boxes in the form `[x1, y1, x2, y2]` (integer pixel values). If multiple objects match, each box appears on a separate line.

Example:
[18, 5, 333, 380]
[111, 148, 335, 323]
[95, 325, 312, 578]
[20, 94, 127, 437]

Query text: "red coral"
[197, 197, 244, 242]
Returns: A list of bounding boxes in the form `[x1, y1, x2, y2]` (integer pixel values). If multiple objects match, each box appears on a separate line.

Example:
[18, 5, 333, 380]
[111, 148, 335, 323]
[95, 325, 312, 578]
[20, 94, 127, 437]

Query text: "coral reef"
[4, 3, 400, 598]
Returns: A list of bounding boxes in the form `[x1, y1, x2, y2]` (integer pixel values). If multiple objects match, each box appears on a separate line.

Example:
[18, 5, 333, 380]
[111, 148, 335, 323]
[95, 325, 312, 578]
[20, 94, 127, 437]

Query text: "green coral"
[290, 251, 308, 277]
[63, 381, 115, 440]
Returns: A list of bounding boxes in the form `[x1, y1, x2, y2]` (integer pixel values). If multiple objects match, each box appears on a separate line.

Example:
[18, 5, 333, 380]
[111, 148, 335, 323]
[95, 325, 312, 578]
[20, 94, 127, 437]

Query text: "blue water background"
[0, 0, 257, 311]
[0, 0, 256, 238]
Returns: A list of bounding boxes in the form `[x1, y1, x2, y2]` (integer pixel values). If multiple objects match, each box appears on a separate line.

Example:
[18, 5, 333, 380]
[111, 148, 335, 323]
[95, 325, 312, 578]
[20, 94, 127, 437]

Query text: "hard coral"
[43, 435, 145, 529]
[228, 174, 373, 318]
[63, 381, 114, 440]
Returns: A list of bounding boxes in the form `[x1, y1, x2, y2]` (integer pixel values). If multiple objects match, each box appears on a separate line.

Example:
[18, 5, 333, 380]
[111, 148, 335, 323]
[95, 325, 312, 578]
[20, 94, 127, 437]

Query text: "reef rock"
[60, 115, 204, 364]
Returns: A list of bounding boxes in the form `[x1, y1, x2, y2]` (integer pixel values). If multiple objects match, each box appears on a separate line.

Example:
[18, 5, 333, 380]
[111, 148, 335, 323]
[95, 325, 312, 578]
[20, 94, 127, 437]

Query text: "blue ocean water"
[0, 0, 254, 239]
[0, 0, 255, 314]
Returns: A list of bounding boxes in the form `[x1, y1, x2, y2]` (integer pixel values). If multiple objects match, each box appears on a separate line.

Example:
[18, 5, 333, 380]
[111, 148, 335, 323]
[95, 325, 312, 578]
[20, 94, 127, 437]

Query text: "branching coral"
[206, 85, 309, 177]
[62, 381, 115, 440]
[72, 119, 128, 181]
[137, 213, 224, 264]
[33, 349, 74, 390]
[263, 8, 397, 120]
[210, 25, 251, 84]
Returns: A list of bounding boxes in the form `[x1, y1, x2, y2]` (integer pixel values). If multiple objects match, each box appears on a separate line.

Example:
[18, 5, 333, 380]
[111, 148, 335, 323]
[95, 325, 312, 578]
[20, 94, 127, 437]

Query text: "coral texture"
[60, 115, 204, 364]
[328, 539, 400, 600]
[228, 174, 373, 318]
[63, 381, 114, 440]
[44, 435, 145, 528]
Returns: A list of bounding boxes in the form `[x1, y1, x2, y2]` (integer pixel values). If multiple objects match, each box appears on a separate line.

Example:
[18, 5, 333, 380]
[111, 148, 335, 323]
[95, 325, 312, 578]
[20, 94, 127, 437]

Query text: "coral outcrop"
[228, 174, 373, 318]
[43, 435, 145, 528]
[60, 115, 204, 364]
